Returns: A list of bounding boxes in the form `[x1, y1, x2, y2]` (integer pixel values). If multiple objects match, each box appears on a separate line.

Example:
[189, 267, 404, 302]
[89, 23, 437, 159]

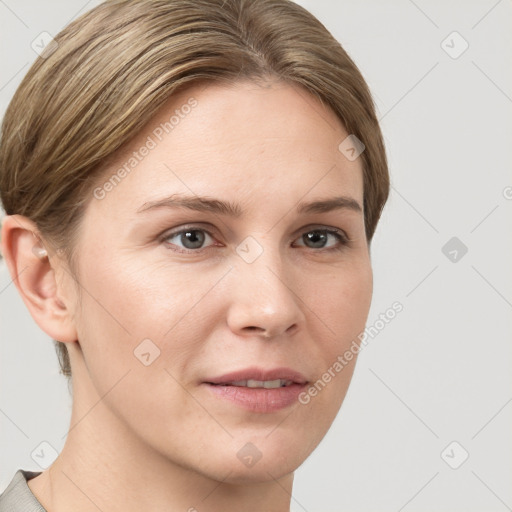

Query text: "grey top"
[0, 470, 46, 512]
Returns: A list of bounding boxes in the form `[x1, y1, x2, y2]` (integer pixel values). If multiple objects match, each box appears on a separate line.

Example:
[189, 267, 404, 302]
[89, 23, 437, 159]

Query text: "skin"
[2, 79, 373, 512]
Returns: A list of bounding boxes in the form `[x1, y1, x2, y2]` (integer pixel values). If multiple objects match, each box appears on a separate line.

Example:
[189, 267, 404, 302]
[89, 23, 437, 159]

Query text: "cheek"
[300, 258, 372, 406]
[73, 256, 230, 384]
[79, 252, 224, 332]
[72, 258, 221, 428]
[307, 257, 373, 342]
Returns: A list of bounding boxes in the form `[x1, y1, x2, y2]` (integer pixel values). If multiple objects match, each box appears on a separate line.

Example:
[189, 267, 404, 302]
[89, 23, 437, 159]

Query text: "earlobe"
[1, 214, 78, 343]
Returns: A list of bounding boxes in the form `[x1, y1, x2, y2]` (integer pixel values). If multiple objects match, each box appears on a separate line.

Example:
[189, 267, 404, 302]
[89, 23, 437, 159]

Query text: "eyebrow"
[136, 194, 362, 216]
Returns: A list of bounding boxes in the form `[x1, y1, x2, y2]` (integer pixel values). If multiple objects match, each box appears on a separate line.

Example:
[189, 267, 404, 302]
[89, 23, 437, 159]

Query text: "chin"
[195, 429, 318, 484]
[208, 457, 300, 485]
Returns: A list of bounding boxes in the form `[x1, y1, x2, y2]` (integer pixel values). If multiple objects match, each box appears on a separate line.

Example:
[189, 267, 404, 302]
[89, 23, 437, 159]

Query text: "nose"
[226, 247, 305, 340]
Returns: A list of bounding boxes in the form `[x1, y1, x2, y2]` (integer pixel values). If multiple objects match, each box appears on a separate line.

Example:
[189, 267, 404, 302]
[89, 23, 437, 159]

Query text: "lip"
[203, 366, 309, 413]
[205, 383, 306, 413]
[205, 366, 308, 385]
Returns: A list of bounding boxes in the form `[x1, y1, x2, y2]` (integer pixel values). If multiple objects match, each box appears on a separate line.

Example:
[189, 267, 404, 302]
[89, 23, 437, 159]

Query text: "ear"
[1, 214, 78, 343]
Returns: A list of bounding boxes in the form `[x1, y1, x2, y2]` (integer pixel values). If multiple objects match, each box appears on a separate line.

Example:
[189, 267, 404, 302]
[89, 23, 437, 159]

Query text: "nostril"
[243, 326, 271, 337]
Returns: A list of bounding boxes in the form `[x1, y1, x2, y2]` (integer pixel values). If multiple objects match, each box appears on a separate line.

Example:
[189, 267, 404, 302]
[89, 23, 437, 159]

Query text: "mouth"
[203, 367, 309, 413]
[208, 379, 294, 389]
[205, 366, 308, 386]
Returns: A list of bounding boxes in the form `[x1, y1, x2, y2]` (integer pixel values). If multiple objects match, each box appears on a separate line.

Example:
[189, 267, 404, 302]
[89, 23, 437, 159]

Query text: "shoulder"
[0, 469, 46, 512]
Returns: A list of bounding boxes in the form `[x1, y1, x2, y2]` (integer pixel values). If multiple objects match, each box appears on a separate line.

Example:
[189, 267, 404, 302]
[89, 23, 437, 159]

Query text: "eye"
[293, 228, 349, 252]
[161, 227, 217, 253]
[160, 225, 350, 254]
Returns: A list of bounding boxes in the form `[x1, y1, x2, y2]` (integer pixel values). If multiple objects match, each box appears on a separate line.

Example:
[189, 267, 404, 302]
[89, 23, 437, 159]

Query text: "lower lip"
[204, 383, 306, 413]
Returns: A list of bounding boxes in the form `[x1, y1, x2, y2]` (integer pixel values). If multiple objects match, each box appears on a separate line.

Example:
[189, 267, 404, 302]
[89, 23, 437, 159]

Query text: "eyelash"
[159, 225, 350, 254]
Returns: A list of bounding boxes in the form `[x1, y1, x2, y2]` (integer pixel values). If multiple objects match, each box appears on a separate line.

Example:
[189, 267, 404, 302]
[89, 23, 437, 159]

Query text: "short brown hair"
[0, 0, 389, 379]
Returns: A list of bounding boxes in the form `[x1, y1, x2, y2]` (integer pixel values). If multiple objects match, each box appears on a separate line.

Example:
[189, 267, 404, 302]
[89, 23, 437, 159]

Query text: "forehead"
[90, 80, 364, 217]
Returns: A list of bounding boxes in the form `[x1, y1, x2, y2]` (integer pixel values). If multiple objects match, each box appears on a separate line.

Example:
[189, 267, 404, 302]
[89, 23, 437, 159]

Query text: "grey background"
[1, 1, 511, 511]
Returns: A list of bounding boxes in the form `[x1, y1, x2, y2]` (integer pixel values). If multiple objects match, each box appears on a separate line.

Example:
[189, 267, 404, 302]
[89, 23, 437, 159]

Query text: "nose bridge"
[226, 235, 304, 338]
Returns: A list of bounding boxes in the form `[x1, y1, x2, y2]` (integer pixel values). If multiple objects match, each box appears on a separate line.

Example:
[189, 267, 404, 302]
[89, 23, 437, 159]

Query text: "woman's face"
[66, 79, 372, 482]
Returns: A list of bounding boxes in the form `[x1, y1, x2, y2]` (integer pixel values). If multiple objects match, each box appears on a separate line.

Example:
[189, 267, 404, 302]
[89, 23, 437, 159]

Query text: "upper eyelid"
[162, 223, 348, 236]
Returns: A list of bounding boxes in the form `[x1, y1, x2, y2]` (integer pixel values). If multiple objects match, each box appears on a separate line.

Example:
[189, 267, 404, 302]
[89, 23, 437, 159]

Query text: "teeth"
[263, 379, 282, 389]
[227, 379, 291, 388]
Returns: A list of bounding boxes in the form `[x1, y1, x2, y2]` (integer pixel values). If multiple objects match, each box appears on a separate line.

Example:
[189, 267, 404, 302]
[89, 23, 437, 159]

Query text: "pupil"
[182, 230, 205, 249]
[305, 231, 326, 248]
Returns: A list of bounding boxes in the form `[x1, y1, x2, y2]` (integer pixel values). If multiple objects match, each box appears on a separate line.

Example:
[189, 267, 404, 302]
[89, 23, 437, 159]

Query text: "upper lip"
[205, 366, 308, 385]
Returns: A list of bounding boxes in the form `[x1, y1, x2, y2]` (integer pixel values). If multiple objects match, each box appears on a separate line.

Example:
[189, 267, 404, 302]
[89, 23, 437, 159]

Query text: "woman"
[0, 0, 389, 510]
